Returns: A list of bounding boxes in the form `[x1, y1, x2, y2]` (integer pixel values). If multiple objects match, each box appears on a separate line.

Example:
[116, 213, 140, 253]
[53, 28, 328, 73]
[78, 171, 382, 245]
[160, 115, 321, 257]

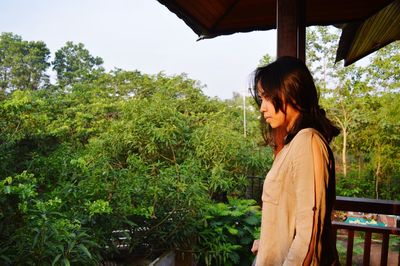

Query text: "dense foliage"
[0, 32, 269, 265]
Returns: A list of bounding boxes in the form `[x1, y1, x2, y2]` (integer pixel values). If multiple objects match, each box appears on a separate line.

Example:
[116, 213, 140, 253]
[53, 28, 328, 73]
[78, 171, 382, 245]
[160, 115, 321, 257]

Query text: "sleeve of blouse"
[283, 132, 326, 265]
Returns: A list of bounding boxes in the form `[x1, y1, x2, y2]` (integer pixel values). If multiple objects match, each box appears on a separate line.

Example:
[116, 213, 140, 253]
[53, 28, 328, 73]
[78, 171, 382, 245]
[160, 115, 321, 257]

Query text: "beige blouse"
[256, 128, 337, 266]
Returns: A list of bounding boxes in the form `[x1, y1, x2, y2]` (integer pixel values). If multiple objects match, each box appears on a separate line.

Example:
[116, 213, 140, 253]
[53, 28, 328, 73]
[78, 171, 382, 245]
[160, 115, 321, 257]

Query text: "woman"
[250, 56, 340, 265]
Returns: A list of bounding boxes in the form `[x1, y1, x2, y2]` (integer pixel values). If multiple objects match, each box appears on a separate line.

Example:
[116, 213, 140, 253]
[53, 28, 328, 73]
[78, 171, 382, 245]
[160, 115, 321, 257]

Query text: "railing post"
[346, 230, 354, 266]
[380, 233, 389, 266]
[363, 231, 372, 265]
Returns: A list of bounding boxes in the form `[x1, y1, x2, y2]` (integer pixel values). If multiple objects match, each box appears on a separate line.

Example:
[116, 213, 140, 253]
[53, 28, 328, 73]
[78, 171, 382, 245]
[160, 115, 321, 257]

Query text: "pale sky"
[0, 0, 277, 99]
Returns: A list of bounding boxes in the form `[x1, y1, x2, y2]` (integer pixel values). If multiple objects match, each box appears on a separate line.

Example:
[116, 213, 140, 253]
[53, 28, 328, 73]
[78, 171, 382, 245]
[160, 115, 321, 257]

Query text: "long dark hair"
[251, 56, 339, 145]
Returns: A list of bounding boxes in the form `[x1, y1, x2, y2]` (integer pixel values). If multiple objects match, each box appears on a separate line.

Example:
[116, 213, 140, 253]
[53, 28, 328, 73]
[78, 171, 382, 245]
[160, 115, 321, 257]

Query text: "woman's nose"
[260, 100, 266, 113]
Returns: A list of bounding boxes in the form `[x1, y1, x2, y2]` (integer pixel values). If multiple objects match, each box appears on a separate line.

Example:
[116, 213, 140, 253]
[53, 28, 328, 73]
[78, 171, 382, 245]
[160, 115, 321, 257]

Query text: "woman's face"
[258, 83, 299, 130]
[259, 95, 286, 129]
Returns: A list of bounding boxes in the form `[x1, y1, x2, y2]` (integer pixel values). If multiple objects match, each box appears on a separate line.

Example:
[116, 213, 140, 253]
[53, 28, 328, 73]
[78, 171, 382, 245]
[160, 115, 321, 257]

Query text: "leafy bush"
[0, 172, 101, 265]
[194, 199, 260, 266]
[336, 170, 375, 198]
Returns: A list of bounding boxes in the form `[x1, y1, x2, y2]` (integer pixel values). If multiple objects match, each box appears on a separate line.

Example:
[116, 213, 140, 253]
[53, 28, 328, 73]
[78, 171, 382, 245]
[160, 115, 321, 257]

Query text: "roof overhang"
[157, 0, 399, 65]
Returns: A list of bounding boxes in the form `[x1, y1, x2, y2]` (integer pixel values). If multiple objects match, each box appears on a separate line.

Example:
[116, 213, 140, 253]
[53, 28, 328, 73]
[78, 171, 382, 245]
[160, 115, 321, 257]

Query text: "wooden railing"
[333, 196, 400, 266]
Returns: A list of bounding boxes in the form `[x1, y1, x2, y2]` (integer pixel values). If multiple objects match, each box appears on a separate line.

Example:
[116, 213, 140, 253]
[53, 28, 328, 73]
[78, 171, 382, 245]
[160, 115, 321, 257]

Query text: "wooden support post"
[274, 0, 306, 154]
[276, 0, 306, 60]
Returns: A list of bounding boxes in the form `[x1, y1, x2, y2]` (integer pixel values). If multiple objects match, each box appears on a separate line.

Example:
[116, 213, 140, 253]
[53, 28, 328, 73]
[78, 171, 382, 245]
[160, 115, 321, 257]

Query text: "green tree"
[366, 41, 400, 92]
[360, 42, 400, 199]
[258, 54, 275, 66]
[52, 41, 104, 87]
[0, 32, 50, 93]
[324, 65, 371, 178]
[306, 26, 340, 91]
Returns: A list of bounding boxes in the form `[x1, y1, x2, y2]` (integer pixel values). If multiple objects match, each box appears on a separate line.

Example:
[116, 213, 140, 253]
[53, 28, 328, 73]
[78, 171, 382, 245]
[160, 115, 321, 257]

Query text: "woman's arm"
[284, 133, 328, 265]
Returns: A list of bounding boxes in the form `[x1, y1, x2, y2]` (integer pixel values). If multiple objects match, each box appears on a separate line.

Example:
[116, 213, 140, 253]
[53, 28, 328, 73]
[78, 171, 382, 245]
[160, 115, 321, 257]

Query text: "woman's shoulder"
[292, 128, 325, 142]
[288, 128, 327, 152]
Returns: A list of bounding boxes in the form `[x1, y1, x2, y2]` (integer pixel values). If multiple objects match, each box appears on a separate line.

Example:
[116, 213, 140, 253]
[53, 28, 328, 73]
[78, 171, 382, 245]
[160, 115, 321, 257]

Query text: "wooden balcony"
[334, 196, 400, 266]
